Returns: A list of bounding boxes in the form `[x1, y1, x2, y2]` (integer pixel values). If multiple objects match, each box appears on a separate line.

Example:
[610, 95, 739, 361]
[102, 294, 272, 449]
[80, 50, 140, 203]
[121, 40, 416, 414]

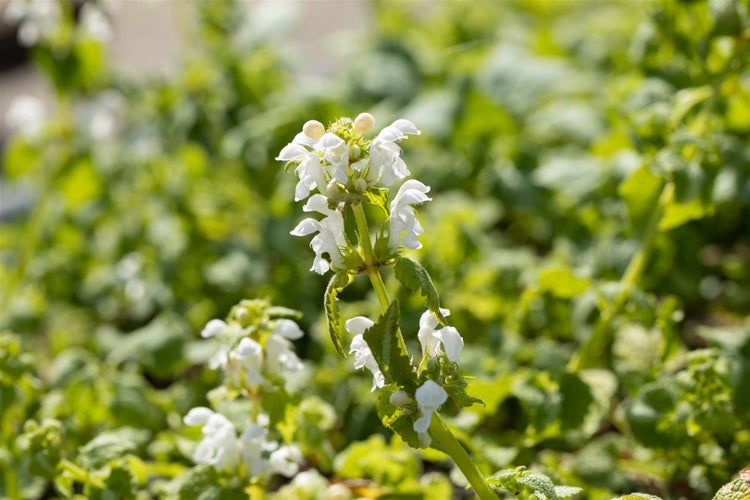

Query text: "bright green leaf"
[324, 271, 352, 357]
[394, 257, 446, 324]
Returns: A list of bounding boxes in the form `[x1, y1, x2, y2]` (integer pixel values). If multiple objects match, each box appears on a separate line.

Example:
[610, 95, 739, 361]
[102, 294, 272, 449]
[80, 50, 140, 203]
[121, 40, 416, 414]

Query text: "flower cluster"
[277, 113, 430, 274]
[183, 408, 302, 477]
[200, 316, 304, 390]
[183, 300, 307, 478]
[345, 308, 465, 446]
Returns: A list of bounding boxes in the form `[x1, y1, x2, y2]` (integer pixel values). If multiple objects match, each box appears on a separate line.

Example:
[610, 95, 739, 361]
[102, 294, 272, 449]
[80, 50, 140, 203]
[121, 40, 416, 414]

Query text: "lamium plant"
[276, 113, 498, 498]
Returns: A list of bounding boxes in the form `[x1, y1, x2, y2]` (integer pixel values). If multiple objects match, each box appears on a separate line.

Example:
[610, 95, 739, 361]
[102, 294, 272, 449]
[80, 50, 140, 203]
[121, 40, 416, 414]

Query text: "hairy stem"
[429, 413, 498, 500]
[351, 201, 496, 498]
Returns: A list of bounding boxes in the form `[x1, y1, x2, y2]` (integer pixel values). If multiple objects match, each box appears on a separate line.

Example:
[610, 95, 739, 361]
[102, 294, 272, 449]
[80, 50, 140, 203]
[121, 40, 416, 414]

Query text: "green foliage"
[325, 271, 353, 357]
[489, 466, 582, 499]
[1, 0, 748, 498]
[394, 257, 446, 325]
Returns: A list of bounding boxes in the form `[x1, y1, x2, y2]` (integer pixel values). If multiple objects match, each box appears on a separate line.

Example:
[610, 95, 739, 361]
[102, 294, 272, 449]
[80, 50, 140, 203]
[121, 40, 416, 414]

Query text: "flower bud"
[418, 431, 432, 448]
[326, 180, 341, 198]
[302, 120, 325, 140]
[354, 113, 375, 134]
[350, 144, 361, 159]
[389, 390, 411, 407]
[353, 178, 368, 193]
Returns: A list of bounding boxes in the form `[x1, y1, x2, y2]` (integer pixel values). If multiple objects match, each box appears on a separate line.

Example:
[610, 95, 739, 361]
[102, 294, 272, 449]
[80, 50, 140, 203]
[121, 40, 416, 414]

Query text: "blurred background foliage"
[1, 0, 749, 498]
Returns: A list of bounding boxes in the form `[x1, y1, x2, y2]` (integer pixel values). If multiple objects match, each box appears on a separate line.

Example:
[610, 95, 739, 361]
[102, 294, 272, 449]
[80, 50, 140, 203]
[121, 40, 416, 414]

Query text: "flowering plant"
[277, 113, 499, 498]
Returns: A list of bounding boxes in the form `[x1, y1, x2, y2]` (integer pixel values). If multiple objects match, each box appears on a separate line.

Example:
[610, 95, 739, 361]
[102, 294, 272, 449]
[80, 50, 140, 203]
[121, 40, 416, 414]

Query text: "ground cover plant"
[1, 0, 749, 498]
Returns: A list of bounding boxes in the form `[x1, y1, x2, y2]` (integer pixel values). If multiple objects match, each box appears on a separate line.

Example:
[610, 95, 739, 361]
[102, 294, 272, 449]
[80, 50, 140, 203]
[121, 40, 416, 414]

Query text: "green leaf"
[363, 301, 415, 388]
[394, 257, 446, 324]
[518, 472, 559, 500]
[78, 431, 139, 470]
[376, 385, 421, 449]
[555, 486, 584, 498]
[619, 165, 663, 239]
[611, 495, 664, 500]
[324, 271, 352, 357]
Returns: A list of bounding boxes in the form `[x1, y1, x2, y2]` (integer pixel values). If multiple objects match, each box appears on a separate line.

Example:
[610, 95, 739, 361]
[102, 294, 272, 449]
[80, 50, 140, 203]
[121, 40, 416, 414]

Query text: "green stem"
[351, 201, 496, 498]
[569, 182, 675, 372]
[59, 459, 105, 489]
[429, 413, 498, 500]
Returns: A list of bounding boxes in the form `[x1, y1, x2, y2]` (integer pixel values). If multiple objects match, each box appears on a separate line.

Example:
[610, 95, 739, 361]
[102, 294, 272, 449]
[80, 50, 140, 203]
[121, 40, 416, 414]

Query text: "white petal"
[302, 193, 331, 215]
[415, 380, 448, 407]
[290, 218, 320, 236]
[234, 337, 262, 358]
[201, 319, 227, 338]
[414, 413, 432, 434]
[391, 119, 420, 136]
[315, 132, 345, 150]
[435, 326, 464, 362]
[345, 316, 375, 336]
[276, 143, 307, 161]
[274, 319, 304, 340]
[184, 407, 214, 426]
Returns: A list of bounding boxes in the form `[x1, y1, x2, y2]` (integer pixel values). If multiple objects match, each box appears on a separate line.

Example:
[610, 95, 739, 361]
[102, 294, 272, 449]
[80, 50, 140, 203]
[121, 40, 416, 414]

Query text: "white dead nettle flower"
[414, 379, 448, 434]
[228, 337, 264, 387]
[265, 321, 304, 374]
[388, 180, 432, 251]
[5, 95, 45, 136]
[201, 319, 227, 338]
[389, 390, 411, 407]
[290, 194, 348, 275]
[79, 2, 112, 41]
[239, 419, 277, 477]
[417, 308, 464, 363]
[269, 445, 303, 477]
[368, 119, 420, 187]
[183, 407, 241, 471]
[4, 0, 61, 47]
[345, 316, 385, 391]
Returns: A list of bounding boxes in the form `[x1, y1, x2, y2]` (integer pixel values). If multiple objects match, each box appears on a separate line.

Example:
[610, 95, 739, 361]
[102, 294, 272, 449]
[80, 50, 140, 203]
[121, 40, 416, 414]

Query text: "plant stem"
[351, 201, 496, 498]
[568, 182, 675, 372]
[429, 413, 498, 500]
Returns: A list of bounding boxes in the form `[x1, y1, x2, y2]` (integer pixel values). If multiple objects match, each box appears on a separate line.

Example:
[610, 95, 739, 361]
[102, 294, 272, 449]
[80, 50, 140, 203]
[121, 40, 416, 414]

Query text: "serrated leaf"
[325, 271, 352, 357]
[362, 301, 415, 388]
[394, 257, 446, 324]
[519, 472, 559, 500]
[376, 385, 421, 449]
[555, 485, 583, 498]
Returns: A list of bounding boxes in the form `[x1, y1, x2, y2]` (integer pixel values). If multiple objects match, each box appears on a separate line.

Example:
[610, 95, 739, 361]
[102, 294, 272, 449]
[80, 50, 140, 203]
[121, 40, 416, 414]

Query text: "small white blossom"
[265, 334, 303, 374]
[201, 319, 227, 338]
[184, 408, 240, 471]
[414, 380, 448, 434]
[345, 316, 385, 391]
[4, 0, 61, 46]
[354, 112, 375, 135]
[272, 318, 304, 340]
[389, 390, 411, 407]
[302, 120, 325, 140]
[389, 180, 432, 251]
[239, 421, 274, 476]
[230, 337, 264, 386]
[290, 194, 347, 274]
[277, 133, 327, 202]
[5, 95, 45, 136]
[79, 2, 112, 41]
[269, 445, 303, 477]
[417, 309, 464, 363]
[369, 119, 420, 186]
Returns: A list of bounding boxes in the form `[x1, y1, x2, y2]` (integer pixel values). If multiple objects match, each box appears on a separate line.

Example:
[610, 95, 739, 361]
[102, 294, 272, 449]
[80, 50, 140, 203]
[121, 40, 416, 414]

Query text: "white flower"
[389, 390, 411, 407]
[4, 0, 61, 47]
[277, 132, 327, 202]
[290, 194, 347, 274]
[265, 334, 303, 374]
[201, 319, 227, 338]
[315, 133, 349, 184]
[369, 119, 420, 186]
[272, 319, 304, 340]
[413, 380, 448, 434]
[388, 180, 432, 251]
[345, 316, 385, 391]
[79, 2, 112, 41]
[269, 445, 303, 477]
[239, 421, 273, 476]
[230, 337, 264, 386]
[417, 309, 463, 363]
[184, 408, 240, 471]
[5, 95, 45, 135]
